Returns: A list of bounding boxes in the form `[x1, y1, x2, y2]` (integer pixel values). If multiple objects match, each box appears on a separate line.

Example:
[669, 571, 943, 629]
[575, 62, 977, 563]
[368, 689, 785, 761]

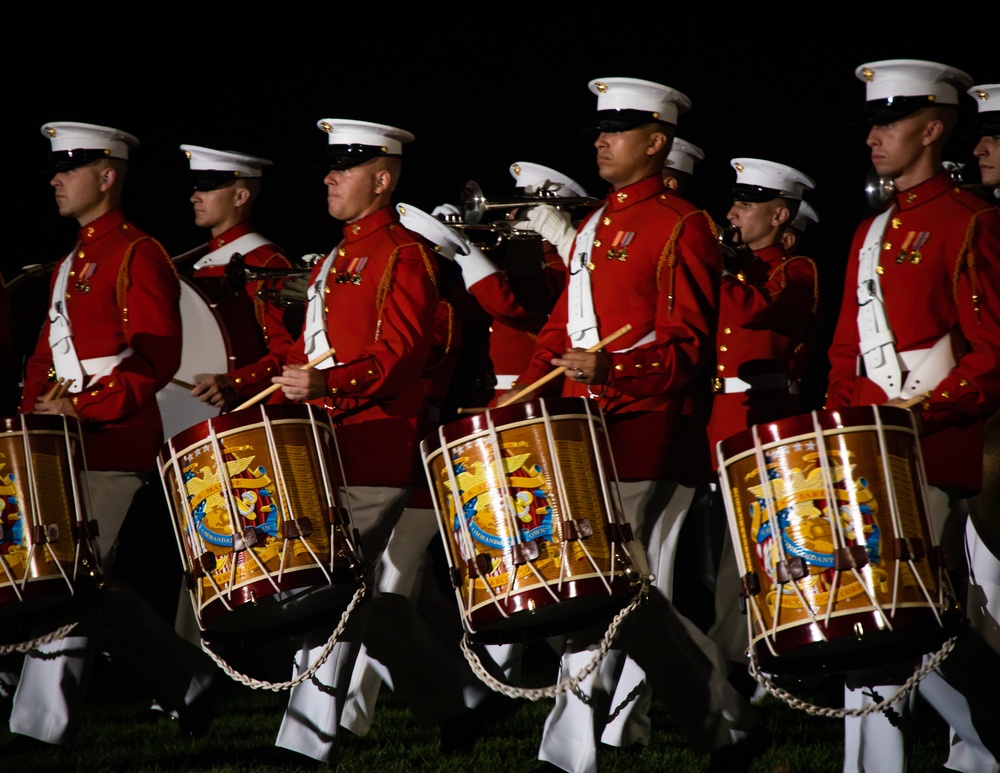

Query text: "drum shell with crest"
[716, 405, 961, 675]
[157, 403, 363, 645]
[422, 396, 645, 644]
[0, 414, 103, 636]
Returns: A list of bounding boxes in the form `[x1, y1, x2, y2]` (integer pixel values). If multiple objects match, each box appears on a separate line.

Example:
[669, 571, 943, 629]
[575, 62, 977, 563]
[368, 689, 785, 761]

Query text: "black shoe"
[439, 692, 519, 754]
[267, 746, 333, 769]
[177, 682, 218, 739]
[707, 725, 773, 773]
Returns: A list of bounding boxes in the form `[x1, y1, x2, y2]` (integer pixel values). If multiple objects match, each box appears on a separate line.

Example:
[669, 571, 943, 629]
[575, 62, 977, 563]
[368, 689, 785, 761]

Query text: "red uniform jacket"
[517, 175, 720, 483]
[708, 243, 819, 467]
[275, 206, 440, 487]
[826, 171, 1000, 493]
[188, 221, 302, 402]
[21, 207, 182, 472]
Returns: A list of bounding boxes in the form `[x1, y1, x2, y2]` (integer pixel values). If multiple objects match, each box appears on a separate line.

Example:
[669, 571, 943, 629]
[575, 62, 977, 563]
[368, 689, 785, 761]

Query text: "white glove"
[515, 204, 576, 263]
[453, 241, 497, 289]
[432, 202, 461, 220]
[279, 274, 310, 303]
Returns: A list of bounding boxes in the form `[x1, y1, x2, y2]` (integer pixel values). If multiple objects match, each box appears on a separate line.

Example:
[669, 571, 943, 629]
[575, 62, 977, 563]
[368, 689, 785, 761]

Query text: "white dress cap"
[730, 158, 816, 201]
[396, 202, 468, 260]
[181, 144, 272, 177]
[791, 200, 819, 232]
[663, 137, 705, 175]
[316, 119, 415, 154]
[967, 83, 1000, 134]
[509, 161, 589, 198]
[588, 77, 692, 127]
[41, 121, 139, 161]
[856, 59, 972, 105]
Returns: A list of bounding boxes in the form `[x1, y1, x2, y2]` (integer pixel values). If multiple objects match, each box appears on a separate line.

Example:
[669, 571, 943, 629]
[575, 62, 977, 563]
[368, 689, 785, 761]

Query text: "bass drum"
[155, 276, 233, 441]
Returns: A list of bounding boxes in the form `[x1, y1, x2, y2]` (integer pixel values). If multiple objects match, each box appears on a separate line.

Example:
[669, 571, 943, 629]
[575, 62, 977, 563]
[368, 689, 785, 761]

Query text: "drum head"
[156, 277, 232, 440]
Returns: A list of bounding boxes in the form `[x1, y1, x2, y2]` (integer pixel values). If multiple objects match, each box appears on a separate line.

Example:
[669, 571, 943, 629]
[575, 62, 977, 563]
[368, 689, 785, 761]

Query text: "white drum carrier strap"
[855, 206, 955, 398]
[566, 204, 607, 349]
[301, 247, 337, 371]
[856, 206, 904, 397]
[48, 246, 133, 393]
[192, 232, 271, 270]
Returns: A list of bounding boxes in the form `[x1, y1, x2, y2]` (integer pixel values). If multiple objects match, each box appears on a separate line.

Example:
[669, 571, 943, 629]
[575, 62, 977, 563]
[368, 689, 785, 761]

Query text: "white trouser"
[540, 480, 716, 772]
[9, 471, 149, 745]
[275, 484, 409, 764]
[844, 487, 1000, 773]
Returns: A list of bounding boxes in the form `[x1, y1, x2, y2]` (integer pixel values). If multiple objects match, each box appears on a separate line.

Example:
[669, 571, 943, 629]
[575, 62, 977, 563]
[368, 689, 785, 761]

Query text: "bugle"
[223, 252, 317, 306]
[459, 180, 600, 226]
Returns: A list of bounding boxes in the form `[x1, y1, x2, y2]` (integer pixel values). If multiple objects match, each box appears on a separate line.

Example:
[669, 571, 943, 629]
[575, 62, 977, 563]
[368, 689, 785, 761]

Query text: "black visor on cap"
[189, 169, 240, 192]
[732, 183, 783, 203]
[975, 112, 1000, 136]
[46, 148, 113, 174]
[324, 143, 390, 171]
[585, 109, 672, 134]
[863, 95, 939, 125]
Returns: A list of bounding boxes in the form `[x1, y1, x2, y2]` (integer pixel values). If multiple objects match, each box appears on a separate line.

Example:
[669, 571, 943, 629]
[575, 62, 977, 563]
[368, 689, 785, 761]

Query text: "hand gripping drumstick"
[232, 346, 337, 411]
[495, 323, 633, 408]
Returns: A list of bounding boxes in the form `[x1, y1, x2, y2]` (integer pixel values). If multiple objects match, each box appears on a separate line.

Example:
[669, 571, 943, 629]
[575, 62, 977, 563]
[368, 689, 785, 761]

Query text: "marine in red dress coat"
[708, 241, 818, 464]
[188, 220, 302, 401]
[516, 173, 720, 484]
[21, 206, 181, 473]
[825, 170, 1000, 494]
[277, 205, 440, 487]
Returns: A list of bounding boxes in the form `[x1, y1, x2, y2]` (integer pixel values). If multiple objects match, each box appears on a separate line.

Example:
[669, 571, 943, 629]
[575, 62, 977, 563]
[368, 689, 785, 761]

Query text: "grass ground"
[0, 637, 952, 773]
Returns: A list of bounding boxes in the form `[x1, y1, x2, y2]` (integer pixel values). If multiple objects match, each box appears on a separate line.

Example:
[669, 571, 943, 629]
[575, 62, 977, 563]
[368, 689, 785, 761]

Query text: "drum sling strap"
[301, 246, 338, 371]
[192, 232, 271, 270]
[48, 245, 133, 394]
[856, 206, 956, 399]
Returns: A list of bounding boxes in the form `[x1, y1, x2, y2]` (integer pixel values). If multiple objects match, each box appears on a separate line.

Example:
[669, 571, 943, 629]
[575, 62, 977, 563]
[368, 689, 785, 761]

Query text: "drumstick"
[897, 391, 932, 410]
[232, 346, 337, 411]
[496, 323, 633, 408]
[43, 378, 75, 401]
[171, 377, 196, 390]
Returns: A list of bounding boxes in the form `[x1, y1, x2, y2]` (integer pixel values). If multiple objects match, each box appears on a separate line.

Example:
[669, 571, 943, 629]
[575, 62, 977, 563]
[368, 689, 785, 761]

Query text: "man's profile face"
[323, 160, 383, 223]
[866, 112, 928, 179]
[973, 134, 1000, 188]
[190, 181, 240, 230]
[594, 127, 656, 189]
[50, 161, 105, 221]
[726, 199, 782, 252]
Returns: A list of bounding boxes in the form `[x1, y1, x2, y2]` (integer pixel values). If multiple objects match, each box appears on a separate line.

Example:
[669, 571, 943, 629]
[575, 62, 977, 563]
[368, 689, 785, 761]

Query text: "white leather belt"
[713, 373, 796, 394]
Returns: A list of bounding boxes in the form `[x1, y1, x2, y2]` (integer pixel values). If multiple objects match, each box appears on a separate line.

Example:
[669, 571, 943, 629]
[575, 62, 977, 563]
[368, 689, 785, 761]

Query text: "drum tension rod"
[31, 523, 61, 544]
[833, 546, 869, 571]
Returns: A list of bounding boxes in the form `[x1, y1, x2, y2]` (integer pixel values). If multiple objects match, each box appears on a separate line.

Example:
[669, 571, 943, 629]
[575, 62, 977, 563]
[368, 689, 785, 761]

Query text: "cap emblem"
[861, 67, 875, 82]
[974, 89, 990, 102]
[594, 81, 608, 94]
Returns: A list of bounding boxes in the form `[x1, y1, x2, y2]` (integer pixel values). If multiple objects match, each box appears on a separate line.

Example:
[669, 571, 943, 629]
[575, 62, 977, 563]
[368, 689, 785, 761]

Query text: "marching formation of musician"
[1, 56, 999, 773]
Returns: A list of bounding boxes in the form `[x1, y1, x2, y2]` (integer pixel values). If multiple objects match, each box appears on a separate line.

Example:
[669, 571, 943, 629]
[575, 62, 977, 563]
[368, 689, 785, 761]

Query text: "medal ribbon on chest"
[75, 262, 97, 293]
[336, 256, 368, 285]
[606, 231, 634, 262]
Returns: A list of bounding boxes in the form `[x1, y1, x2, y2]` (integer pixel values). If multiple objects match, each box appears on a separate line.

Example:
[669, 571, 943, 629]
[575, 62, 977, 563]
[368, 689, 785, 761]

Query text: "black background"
[5, 12, 995, 397]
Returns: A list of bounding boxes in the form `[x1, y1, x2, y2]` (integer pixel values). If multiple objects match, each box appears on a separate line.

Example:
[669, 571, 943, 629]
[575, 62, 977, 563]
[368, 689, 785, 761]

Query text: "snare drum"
[422, 397, 644, 644]
[0, 414, 102, 626]
[157, 403, 363, 643]
[717, 405, 958, 674]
